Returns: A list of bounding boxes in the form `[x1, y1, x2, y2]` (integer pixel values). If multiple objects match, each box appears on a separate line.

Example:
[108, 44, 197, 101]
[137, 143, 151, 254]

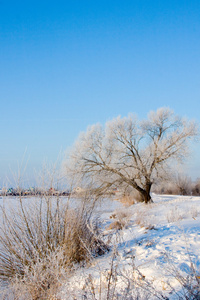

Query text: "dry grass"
[166, 206, 184, 223]
[118, 189, 142, 206]
[65, 248, 200, 300]
[118, 195, 135, 206]
[107, 220, 123, 231]
[190, 205, 199, 219]
[108, 208, 132, 231]
[0, 196, 109, 299]
[134, 207, 154, 230]
[69, 250, 166, 300]
[8, 248, 67, 300]
[160, 252, 200, 300]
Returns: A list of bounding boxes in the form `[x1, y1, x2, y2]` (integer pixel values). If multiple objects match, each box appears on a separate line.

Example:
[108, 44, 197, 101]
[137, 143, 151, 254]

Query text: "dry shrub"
[135, 207, 153, 229]
[119, 194, 135, 206]
[0, 196, 109, 299]
[107, 221, 123, 231]
[108, 208, 132, 231]
[132, 191, 143, 203]
[64, 206, 109, 263]
[9, 248, 67, 300]
[190, 205, 199, 219]
[118, 189, 142, 206]
[166, 206, 184, 223]
[71, 250, 164, 300]
[161, 252, 200, 300]
[76, 250, 200, 300]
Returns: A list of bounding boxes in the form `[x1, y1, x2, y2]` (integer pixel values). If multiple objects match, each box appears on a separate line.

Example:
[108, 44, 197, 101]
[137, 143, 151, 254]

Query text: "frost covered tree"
[174, 172, 192, 195]
[64, 108, 198, 203]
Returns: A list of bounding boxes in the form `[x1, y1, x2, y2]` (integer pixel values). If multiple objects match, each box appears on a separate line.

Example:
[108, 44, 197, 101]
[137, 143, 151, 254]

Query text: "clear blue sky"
[0, 0, 200, 186]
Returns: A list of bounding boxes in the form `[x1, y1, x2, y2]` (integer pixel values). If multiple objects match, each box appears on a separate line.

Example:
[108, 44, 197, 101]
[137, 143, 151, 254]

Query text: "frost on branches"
[64, 108, 198, 203]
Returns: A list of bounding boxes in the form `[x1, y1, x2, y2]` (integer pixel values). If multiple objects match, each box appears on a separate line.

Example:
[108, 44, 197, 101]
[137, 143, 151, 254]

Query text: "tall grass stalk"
[0, 195, 108, 299]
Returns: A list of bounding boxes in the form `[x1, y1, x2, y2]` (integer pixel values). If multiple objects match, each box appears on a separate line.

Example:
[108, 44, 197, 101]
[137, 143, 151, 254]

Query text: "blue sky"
[0, 0, 200, 186]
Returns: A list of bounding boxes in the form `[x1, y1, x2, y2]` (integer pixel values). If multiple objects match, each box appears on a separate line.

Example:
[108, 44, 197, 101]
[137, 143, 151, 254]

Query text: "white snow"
[1, 194, 200, 299]
[59, 194, 200, 299]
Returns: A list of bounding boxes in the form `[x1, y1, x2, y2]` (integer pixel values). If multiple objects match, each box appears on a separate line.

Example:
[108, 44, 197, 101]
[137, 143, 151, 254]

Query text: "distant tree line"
[153, 175, 200, 196]
[0, 187, 70, 197]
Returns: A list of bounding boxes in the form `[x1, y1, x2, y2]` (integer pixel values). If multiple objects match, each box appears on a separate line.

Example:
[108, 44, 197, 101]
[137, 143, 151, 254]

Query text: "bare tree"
[64, 108, 198, 203]
[153, 172, 193, 195]
[174, 172, 192, 195]
[191, 178, 200, 196]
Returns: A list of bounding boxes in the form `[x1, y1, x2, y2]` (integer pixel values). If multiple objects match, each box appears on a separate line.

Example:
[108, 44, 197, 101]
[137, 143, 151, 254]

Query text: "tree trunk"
[143, 191, 152, 203]
[139, 183, 153, 204]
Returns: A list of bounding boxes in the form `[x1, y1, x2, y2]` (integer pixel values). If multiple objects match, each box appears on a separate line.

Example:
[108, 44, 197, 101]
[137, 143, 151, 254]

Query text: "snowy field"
[59, 194, 200, 299]
[0, 194, 200, 299]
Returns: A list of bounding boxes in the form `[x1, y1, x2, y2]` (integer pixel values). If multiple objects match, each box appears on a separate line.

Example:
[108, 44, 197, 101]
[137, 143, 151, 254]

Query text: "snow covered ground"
[59, 194, 200, 299]
[0, 194, 200, 299]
